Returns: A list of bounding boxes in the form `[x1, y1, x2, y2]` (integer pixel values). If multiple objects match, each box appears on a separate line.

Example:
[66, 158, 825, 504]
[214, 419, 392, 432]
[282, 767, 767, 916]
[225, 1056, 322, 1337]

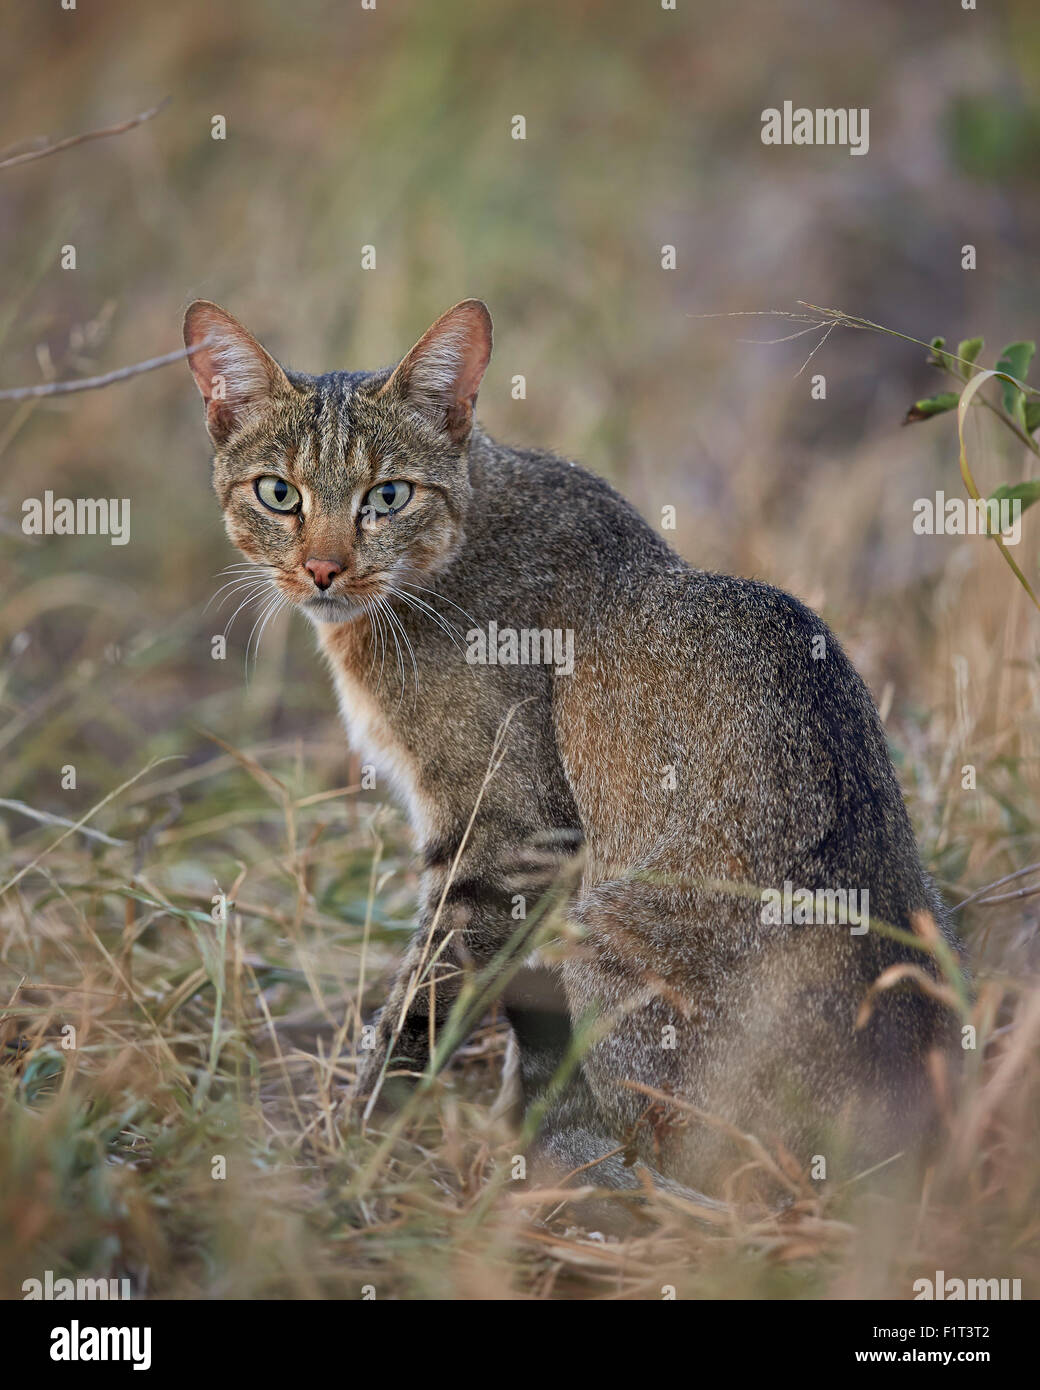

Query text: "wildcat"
[185, 298, 963, 1218]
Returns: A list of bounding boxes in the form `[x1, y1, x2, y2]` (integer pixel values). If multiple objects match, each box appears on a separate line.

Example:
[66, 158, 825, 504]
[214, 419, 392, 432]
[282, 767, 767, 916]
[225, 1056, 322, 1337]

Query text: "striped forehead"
[296, 370, 372, 500]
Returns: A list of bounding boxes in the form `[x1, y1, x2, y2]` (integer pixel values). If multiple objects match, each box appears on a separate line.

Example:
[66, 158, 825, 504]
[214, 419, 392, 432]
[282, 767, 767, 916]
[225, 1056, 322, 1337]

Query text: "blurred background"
[2, 0, 1040, 833]
[1, 0, 1039, 1299]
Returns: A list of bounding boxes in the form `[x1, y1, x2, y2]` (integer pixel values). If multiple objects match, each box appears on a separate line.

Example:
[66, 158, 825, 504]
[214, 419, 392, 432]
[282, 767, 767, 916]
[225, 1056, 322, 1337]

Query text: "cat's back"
[469, 436, 880, 769]
[470, 435, 850, 675]
[475, 438, 941, 929]
[466, 432, 682, 587]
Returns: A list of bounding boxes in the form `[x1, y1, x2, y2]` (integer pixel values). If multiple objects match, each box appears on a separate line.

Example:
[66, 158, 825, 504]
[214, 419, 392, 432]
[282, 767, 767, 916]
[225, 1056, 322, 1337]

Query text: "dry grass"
[0, 692, 1037, 1299]
[3, 0, 1040, 1301]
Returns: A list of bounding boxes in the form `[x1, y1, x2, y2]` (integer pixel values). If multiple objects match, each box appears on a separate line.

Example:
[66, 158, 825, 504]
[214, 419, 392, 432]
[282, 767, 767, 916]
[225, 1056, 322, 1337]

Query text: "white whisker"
[204, 560, 273, 615]
[255, 593, 288, 669]
[380, 597, 419, 714]
[374, 594, 416, 716]
[360, 597, 386, 689]
[371, 598, 388, 692]
[207, 576, 270, 613]
[374, 594, 405, 695]
[245, 589, 284, 676]
[223, 580, 274, 639]
[385, 584, 466, 652]
[395, 579, 479, 630]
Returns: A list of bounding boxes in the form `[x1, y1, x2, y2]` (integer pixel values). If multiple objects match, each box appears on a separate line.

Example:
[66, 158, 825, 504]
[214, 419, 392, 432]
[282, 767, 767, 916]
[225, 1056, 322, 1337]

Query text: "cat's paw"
[348, 1010, 428, 1119]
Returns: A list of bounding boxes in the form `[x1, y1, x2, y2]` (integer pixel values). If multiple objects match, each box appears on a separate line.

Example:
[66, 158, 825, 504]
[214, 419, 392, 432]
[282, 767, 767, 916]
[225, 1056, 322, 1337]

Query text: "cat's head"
[184, 299, 492, 625]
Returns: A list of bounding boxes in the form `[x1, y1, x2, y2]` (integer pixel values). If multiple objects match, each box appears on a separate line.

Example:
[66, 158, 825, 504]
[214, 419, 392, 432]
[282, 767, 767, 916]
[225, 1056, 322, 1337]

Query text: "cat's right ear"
[183, 301, 292, 445]
[379, 299, 492, 445]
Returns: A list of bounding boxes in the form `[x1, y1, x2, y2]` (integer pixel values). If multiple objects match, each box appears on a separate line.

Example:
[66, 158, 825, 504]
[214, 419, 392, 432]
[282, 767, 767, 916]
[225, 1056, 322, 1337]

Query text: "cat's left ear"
[379, 299, 492, 444]
[183, 300, 292, 445]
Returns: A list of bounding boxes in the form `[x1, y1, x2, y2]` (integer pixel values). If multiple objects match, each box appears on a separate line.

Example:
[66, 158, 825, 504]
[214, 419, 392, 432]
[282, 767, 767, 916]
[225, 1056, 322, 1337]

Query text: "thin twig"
[0, 338, 213, 402]
[974, 883, 1040, 908]
[951, 861, 1040, 912]
[0, 798, 126, 847]
[795, 319, 836, 378]
[0, 757, 178, 899]
[0, 97, 170, 172]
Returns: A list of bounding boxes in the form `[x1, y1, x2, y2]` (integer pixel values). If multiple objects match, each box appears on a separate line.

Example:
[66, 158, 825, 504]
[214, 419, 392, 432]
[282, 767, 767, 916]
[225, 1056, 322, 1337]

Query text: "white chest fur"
[327, 660, 433, 841]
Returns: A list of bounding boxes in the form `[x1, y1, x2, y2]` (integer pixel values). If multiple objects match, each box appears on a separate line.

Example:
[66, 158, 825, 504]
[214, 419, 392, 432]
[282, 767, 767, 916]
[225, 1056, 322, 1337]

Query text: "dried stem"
[0, 338, 212, 402]
[0, 97, 170, 172]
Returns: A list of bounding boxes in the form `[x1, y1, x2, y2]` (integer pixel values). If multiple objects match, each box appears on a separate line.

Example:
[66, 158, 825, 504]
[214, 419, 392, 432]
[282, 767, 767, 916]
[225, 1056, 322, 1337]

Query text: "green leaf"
[1025, 400, 1040, 434]
[995, 341, 1035, 428]
[903, 391, 961, 424]
[989, 480, 1040, 515]
[18, 1047, 65, 1104]
[955, 337, 984, 378]
[927, 336, 954, 373]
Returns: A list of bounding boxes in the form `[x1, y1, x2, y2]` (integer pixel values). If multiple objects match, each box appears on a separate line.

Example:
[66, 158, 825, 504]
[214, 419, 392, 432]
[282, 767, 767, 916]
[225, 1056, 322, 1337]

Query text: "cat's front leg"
[352, 821, 583, 1113]
[352, 923, 463, 1110]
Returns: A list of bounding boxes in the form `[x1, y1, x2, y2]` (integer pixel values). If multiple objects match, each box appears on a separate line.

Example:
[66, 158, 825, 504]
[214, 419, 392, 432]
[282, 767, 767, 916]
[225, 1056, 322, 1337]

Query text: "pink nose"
[304, 558, 343, 591]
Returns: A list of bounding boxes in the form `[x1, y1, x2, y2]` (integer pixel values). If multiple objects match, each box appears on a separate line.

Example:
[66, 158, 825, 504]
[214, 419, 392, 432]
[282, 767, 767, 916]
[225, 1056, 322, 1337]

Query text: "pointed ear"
[183, 301, 292, 445]
[379, 299, 492, 444]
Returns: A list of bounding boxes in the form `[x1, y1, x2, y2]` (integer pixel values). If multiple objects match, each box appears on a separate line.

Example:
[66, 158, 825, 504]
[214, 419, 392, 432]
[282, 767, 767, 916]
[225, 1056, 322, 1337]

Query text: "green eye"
[255, 476, 301, 513]
[363, 480, 413, 517]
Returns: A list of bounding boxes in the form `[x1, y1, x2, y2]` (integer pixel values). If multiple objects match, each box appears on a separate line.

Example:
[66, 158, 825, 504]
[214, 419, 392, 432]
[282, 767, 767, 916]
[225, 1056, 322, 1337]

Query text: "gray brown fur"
[184, 298, 962, 1217]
